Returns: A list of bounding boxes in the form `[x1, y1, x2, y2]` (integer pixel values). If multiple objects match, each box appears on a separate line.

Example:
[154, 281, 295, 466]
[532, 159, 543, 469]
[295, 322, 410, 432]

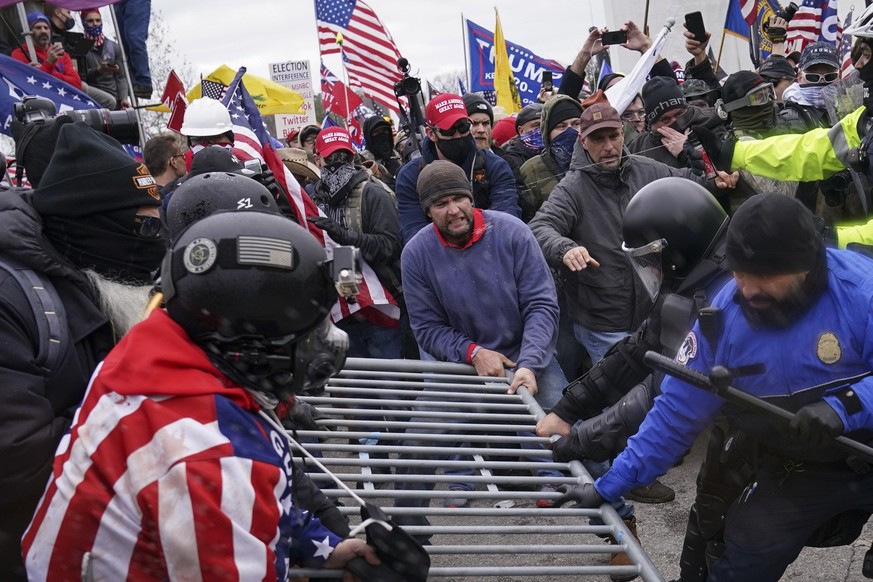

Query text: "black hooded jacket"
[0, 189, 114, 580]
[363, 116, 402, 181]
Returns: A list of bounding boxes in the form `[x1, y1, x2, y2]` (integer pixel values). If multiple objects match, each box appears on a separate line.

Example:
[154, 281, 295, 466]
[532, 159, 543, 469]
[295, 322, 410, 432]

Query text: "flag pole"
[336, 32, 352, 129]
[461, 12, 470, 89]
[717, 29, 727, 73]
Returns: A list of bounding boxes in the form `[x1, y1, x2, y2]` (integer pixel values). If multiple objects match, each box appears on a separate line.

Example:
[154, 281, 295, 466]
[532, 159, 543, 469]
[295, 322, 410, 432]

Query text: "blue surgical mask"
[549, 127, 578, 173]
[519, 128, 544, 154]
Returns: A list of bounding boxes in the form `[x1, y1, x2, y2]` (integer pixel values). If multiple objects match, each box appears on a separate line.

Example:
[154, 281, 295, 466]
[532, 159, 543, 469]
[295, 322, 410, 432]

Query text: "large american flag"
[222, 69, 399, 325]
[785, 0, 841, 54]
[315, 0, 403, 113]
[839, 8, 855, 78]
[320, 62, 363, 118]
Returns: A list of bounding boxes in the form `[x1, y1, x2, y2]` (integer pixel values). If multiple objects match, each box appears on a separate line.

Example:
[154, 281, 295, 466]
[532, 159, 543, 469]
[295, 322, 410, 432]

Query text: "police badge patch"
[676, 331, 698, 365]
[816, 332, 841, 364]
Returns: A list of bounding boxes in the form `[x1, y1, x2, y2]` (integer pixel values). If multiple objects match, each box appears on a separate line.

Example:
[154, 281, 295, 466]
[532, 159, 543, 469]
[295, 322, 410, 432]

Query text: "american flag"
[315, 0, 403, 113]
[839, 8, 855, 78]
[223, 69, 399, 325]
[201, 79, 228, 101]
[786, 0, 841, 54]
[740, 0, 758, 25]
[320, 62, 363, 118]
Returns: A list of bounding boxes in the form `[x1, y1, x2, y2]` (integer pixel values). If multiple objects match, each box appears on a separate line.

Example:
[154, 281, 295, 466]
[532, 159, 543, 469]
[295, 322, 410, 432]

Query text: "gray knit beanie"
[417, 160, 473, 211]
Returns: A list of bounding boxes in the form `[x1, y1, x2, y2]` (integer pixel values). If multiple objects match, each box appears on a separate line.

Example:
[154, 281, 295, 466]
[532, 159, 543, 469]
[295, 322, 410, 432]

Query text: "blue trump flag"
[0, 53, 98, 136]
[466, 19, 564, 107]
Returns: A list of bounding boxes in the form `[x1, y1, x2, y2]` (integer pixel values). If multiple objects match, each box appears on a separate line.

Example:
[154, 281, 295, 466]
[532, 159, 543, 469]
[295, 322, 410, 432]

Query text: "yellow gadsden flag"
[493, 8, 521, 114]
[148, 65, 304, 115]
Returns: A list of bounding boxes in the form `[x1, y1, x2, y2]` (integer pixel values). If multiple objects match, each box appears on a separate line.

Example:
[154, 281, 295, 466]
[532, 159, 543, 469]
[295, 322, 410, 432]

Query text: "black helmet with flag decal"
[163, 211, 345, 399]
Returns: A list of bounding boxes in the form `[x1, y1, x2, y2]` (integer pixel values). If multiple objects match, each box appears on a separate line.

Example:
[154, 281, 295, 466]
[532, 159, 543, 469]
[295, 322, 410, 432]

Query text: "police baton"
[643, 350, 873, 464]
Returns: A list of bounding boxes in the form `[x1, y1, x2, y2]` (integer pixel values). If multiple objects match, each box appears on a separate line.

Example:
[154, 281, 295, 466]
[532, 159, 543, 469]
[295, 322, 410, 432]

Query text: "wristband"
[470, 345, 482, 362]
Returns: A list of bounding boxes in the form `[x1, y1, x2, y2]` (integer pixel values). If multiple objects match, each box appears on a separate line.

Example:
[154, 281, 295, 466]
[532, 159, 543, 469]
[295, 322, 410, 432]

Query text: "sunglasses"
[431, 119, 472, 137]
[803, 71, 838, 84]
[133, 215, 162, 238]
[723, 82, 776, 113]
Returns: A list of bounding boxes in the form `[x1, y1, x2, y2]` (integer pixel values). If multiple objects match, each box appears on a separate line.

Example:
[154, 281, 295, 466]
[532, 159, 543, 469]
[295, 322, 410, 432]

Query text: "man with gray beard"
[0, 122, 163, 581]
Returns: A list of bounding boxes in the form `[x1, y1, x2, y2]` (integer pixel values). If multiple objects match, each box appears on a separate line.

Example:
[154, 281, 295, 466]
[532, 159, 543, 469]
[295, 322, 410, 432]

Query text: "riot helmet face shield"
[290, 318, 349, 397]
[623, 238, 669, 302]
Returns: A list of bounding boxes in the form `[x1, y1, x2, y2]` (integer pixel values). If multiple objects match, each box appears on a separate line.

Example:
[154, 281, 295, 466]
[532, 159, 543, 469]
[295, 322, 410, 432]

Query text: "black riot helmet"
[165, 172, 279, 241]
[163, 211, 346, 401]
[622, 177, 728, 300]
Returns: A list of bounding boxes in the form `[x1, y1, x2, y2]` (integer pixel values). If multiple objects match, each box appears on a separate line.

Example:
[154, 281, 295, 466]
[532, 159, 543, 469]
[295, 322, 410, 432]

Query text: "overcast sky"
[148, 0, 609, 87]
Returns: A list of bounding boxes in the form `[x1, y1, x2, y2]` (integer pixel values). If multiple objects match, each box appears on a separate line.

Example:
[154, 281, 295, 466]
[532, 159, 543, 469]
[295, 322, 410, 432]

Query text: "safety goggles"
[622, 238, 668, 302]
[133, 214, 162, 238]
[802, 71, 839, 84]
[431, 118, 472, 137]
[723, 82, 776, 113]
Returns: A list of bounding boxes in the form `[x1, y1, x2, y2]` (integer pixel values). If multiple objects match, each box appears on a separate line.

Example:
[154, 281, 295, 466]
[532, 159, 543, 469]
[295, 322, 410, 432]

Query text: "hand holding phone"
[685, 12, 708, 43]
[600, 30, 628, 46]
[542, 70, 553, 93]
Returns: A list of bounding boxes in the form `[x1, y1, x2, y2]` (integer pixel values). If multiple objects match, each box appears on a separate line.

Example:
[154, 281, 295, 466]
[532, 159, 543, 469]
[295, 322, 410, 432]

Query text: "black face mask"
[43, 211, 165, 284]
[436, 135, 475, 166]
[369, 133, 394, 160]
[63, 17, 75, 30]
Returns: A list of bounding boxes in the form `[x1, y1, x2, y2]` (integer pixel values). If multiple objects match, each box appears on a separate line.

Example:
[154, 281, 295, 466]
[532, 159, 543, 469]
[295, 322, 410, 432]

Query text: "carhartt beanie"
[725, 194, 820, 275]
[642, 77, 687, 124]
[417, 160, 473, 211]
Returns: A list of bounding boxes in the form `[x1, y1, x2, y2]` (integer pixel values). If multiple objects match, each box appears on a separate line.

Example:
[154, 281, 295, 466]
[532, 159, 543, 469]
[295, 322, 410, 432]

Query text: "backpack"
[345, 172, 396, 234]
[0, 256, 67, 374]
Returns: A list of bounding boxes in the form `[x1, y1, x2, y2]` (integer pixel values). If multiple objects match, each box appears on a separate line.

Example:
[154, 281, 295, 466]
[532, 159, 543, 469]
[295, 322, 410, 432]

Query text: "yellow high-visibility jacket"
[730, 106, 873, 248]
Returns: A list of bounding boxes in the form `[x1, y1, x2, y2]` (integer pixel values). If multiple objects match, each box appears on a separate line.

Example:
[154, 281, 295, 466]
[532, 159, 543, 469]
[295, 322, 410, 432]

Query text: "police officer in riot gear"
[537, 177, 733, 582]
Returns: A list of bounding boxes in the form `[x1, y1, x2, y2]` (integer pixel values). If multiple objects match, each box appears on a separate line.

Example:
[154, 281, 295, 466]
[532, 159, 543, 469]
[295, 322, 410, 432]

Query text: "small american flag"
[200, 79, 227, 101]
[316, 0, 403, 113]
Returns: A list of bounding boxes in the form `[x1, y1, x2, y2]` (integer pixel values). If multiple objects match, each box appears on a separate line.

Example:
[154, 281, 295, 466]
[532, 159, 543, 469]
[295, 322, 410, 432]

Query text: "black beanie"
[597, 73, 624, 92]
[462, 93, 493, 125]
[722, 71, 768, 105]
[545, 98, 583, 136]
[726, 194, 820, 275]
[33, 122, 164, 283]
[642, 77, 687, 124]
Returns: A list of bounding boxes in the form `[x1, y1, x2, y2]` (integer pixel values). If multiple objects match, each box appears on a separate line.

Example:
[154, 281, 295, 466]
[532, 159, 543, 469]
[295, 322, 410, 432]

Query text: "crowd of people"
[5, 3, 873, 581]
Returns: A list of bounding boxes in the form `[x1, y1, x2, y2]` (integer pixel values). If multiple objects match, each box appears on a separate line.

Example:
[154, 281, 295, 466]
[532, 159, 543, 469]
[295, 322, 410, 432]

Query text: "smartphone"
[600, 30, 628, 46]
[685, 11, 708, 43]
[542, 71, 553, 93]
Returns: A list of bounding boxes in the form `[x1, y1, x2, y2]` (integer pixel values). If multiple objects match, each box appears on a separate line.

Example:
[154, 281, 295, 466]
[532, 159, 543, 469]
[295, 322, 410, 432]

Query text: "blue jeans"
[535, 354, 569, 412]
[114, 0, 152, 86]
[338, 318, 402, 359]
[572, 324, 630, 365]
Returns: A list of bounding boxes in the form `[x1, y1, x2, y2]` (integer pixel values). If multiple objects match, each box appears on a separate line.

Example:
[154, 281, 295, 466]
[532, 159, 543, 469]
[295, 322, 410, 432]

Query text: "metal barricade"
[290, 357, 665, 581]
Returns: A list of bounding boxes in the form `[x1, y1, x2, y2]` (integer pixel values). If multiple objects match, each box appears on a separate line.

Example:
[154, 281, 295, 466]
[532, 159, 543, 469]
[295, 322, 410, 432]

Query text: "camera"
[775, 2, 799, 22]
[14, 95, 140, 145]
[329, 245, 362, 300]
[392, 57, 427, 163]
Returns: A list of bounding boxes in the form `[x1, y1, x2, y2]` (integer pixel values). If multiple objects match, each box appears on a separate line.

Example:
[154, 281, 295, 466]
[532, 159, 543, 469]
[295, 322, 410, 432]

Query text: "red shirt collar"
[433, 208, 486, 249]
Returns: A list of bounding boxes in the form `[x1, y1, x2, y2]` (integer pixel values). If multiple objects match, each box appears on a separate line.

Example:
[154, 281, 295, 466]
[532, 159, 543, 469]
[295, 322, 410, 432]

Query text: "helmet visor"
[623, 238, 668, 302]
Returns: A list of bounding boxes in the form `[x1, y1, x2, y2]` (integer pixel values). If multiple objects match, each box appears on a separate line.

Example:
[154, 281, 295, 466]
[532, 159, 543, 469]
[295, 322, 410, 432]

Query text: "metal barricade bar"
[291, 357, 666, 581]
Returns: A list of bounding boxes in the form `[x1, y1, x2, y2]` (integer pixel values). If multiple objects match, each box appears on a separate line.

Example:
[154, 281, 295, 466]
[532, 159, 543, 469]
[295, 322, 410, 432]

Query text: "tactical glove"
[552, 482, 605, 508]
[307, 216, 359, 245]
[691, 125, 736, 172]
[549, 434, 586, 463]
[789, 400, 845, 448]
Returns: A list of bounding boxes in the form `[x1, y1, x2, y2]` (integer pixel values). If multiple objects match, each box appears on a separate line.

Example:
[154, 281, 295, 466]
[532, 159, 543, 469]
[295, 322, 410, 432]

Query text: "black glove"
[678, 140, 706, 176]
[549, 434, 586, 463]
[252, 165, 286, 201]
[691, 125, 735, 173]
[789, 400, 845, 448]
[307, 216, 358, 245]
[552, 482, 604, 508]
[285, 400, 329, 431]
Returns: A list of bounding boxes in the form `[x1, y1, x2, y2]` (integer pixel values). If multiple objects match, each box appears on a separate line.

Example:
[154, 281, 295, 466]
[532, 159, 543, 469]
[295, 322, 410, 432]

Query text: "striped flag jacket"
[22, 309, 343, 581]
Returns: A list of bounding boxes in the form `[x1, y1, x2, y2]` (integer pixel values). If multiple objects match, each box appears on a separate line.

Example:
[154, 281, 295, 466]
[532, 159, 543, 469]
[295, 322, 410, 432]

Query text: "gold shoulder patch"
[816, 332, 841, 365]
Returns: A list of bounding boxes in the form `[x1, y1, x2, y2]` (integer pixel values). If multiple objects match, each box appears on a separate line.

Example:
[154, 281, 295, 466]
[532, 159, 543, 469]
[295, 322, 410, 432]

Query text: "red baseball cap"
[314, 127, 354, 158]
[425, 93, 469, 131]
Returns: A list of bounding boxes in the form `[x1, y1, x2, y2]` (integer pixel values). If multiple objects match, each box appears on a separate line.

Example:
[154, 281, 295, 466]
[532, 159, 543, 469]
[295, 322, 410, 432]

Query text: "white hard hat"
[180, 98, 234, 137]
[844, 4, 873, 39]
